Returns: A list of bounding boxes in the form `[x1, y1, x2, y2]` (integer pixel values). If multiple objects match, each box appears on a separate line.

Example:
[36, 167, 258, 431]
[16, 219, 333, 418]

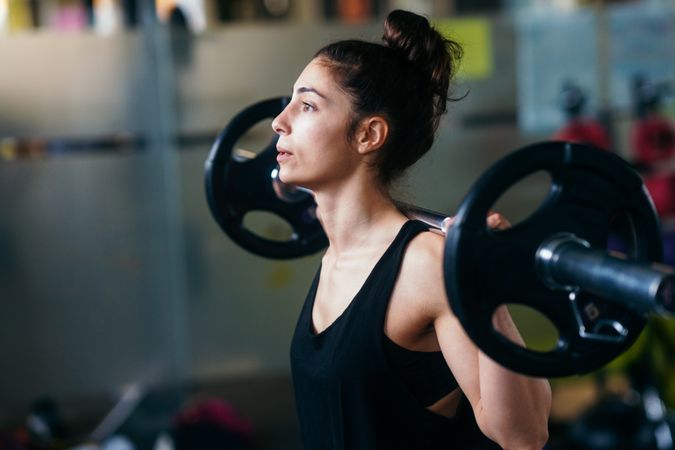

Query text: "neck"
[313, 177, 407, 258]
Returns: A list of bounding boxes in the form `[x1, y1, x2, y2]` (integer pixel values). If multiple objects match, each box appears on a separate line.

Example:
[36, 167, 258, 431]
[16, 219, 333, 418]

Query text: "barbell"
[205, 96, 675, 378]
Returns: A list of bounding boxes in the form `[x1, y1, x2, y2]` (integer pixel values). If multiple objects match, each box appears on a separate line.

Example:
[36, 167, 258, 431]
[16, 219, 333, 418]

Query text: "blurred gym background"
[1, 0, 674, 449]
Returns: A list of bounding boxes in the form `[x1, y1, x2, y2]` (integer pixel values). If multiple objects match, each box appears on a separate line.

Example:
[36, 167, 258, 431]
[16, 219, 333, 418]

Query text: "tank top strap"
[359, 219, 431, 316]
[298, 265, 321, 327]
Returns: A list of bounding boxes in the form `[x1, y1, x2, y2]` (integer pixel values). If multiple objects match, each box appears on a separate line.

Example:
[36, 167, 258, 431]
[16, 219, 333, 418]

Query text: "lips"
[277, 145, 293, 162]
[277, 149, 292, 155]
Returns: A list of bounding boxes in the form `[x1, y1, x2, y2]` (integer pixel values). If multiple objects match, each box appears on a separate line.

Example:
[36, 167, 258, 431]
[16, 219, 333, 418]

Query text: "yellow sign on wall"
[7, 0, 32, 31]
[433, 17, 493, 80]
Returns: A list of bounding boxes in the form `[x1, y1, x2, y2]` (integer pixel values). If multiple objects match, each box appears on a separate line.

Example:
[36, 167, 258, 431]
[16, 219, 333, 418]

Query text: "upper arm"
[396, 232, 484, 415]
[399, 230, 552, 448]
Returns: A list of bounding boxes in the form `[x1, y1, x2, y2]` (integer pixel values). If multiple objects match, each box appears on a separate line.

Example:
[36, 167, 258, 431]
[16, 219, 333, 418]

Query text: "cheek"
[318, 116, 350, 145]
[297, 117, 349, 152]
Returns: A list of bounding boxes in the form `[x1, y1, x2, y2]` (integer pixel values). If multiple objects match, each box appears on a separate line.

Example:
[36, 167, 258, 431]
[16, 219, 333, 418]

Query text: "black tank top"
[290, 220, 501, 450]
[383, 334, 458, 407]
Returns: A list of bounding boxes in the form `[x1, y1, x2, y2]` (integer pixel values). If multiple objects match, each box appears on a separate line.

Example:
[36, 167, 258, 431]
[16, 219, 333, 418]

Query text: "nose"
[271, 106, 289, 136]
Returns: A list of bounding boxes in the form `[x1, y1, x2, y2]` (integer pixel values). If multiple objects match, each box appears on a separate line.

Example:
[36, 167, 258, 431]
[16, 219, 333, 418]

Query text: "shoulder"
[404, 226, 445, 269]
[396, 227, 452, 320]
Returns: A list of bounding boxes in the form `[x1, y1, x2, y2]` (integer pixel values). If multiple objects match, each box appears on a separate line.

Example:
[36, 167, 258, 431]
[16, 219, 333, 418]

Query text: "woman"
[271, 9, 551, 450]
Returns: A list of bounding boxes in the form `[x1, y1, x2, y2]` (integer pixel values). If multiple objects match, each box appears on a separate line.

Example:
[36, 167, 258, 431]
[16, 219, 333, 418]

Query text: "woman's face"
[271, 58, 361, 190]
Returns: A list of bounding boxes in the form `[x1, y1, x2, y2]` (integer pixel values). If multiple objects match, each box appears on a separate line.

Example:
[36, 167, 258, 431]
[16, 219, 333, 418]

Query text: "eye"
[302, 102, 316, 112]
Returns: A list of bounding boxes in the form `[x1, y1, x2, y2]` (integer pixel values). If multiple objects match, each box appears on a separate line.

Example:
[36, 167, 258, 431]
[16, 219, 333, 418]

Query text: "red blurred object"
[552, 119, 611, 151]
[337, 0, 372, 23]
[173, 399, 254, 437]
[644, 172, 675, 218]
[631, 115, 675, 166]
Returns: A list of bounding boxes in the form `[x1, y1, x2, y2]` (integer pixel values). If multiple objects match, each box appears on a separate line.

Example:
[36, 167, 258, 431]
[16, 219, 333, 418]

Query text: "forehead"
[295, 59, 341, 94]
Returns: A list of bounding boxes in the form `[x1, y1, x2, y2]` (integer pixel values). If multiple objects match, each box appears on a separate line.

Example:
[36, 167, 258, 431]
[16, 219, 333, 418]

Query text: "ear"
[355, 116, 389, 156]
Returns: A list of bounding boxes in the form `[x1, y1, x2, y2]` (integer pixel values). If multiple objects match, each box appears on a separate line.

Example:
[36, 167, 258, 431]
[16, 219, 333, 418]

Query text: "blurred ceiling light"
[156, 0, 177, 22]
[156, 0, 206, 33]
[533, 0, 578, 12]
[0, 0, 7, 33]
[178, 0, 206, 32]
[93, 0, 121, 35]
[264, 0, 290, 17]
[552, 0, 578, 11]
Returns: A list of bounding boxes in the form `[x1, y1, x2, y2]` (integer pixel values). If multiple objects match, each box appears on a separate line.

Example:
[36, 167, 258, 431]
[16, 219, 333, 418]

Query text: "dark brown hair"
[315, 9, 463, 186]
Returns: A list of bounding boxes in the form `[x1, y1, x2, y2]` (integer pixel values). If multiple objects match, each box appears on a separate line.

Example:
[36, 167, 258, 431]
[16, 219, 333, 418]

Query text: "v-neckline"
[307, 220, 414, 338]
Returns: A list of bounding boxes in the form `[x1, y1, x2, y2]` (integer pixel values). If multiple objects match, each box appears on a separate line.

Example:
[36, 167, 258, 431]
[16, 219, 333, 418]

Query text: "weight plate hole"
[243, 211, 295, 242]
[497, 303, 560, 353]
[490, 170, 552, 230]
[233, 119, 275, 162]
[607, 210, 638, 258]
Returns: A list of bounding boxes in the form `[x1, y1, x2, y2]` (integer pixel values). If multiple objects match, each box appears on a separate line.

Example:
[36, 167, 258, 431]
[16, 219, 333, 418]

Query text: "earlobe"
[357, 116, 389, 155]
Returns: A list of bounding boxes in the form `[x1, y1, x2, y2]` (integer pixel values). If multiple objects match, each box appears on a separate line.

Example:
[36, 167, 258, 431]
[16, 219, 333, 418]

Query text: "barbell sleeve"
[536, 233, 675, 315]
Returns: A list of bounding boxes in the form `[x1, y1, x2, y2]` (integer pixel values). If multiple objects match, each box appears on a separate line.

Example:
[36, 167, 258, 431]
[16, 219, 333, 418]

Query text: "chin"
[278, 166, 297, 182]
[277, 167, 294, 184]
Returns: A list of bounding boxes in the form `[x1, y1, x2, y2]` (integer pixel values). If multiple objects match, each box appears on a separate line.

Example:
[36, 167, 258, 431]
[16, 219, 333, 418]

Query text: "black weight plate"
[444, 141, 662, 378]
[205, 97, 328, 259]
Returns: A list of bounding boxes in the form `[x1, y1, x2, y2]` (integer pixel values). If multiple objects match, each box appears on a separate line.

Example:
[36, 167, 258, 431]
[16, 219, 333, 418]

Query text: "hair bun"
[382, 10, 433, 66]
[382, 9, 462, 125]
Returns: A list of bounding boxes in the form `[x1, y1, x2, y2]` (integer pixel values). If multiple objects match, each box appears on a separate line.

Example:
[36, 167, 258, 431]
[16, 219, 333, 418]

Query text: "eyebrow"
[294, 86, 326, 99]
